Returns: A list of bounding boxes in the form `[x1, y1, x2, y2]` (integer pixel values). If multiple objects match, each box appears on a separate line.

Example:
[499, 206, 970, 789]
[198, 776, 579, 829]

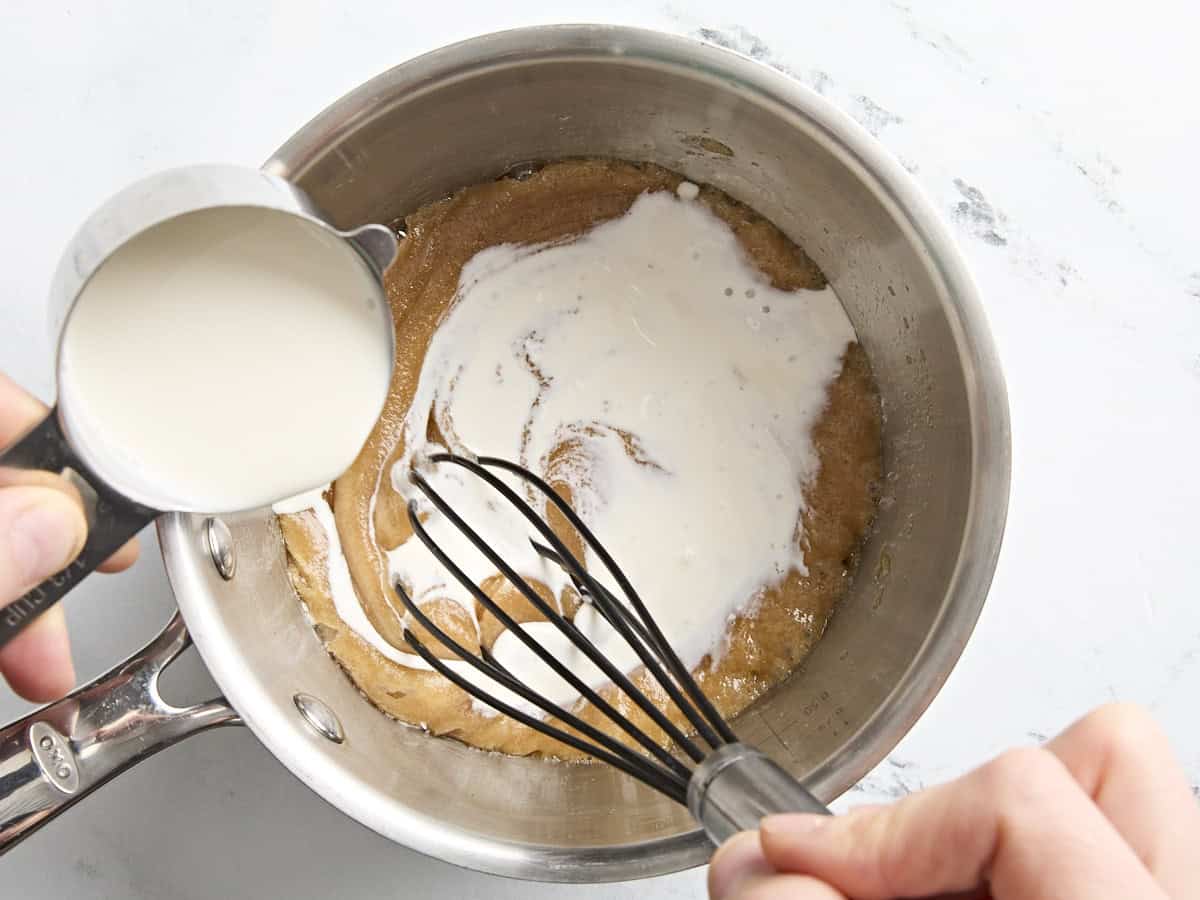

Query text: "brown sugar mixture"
[278, 160, 882, 758]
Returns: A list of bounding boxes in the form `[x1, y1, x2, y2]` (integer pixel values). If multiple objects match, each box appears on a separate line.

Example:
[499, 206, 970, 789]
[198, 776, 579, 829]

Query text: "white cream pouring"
[281, 184, 856, 719]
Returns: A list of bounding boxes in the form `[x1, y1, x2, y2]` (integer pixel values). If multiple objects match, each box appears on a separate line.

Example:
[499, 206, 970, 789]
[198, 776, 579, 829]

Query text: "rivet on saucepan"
[204, 517, 236, 580]
[294, 693, 345, 744]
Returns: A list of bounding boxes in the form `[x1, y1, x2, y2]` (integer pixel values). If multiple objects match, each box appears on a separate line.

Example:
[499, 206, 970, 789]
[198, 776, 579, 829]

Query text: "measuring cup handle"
[0, 408, 157, 650]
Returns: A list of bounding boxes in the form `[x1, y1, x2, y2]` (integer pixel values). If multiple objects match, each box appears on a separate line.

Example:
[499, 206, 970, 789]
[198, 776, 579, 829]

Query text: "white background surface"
[2, 1, 1198, 897]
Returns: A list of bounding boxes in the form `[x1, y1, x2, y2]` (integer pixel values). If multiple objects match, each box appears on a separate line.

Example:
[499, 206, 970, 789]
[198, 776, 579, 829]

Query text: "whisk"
[394, 452, 829, 844]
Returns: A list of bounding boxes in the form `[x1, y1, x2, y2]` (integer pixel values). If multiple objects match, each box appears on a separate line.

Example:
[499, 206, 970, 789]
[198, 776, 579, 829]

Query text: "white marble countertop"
[2, 1, 1198, 896]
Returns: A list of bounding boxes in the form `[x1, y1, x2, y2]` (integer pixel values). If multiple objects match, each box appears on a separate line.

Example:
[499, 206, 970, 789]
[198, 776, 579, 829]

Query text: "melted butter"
[277, 160, 883, 754]
[274, 487, 535, 714]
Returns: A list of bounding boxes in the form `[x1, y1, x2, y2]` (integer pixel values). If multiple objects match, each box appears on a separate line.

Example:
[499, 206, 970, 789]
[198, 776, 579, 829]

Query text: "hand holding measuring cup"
[0, 373, 139, 700]
[0, 166, 397, 657]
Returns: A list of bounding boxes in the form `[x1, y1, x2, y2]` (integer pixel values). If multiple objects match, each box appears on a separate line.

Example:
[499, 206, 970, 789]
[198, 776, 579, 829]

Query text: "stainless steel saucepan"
[0, 25, 1010, 882]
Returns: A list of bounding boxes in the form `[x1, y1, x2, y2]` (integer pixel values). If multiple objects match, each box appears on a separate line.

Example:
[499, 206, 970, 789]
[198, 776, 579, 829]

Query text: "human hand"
[710, 704, 1200, 899]
[0, 372, 139, 701]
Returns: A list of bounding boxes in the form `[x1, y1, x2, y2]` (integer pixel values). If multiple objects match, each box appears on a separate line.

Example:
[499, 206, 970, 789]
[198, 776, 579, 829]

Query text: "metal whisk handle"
[687, 743, 830, 844]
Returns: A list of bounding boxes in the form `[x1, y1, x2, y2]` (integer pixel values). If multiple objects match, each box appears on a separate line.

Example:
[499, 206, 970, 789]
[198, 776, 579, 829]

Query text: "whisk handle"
[688, 743, 830, 845]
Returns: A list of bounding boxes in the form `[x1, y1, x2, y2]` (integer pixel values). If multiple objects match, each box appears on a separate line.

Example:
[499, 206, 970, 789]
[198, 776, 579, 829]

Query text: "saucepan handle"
[687, 743, 831, 845]
[0, 408, 158, 650]
[0, 611, 240, 855]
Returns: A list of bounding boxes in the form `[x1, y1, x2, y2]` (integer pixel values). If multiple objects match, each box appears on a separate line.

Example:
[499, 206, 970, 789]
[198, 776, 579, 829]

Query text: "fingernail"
[709, 831, 771, 900]
[11, 499, 84, 583]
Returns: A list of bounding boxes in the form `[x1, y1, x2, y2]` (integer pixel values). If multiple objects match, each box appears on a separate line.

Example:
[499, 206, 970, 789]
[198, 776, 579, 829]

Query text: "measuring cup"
[0, 165, 396, 650]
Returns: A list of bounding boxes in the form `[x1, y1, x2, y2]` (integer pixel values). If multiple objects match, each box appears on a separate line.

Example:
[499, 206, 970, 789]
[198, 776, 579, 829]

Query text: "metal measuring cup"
[0, 165, 396, 650]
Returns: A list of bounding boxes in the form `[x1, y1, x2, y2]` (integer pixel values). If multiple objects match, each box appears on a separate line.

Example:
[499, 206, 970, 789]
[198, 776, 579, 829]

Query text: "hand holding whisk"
[394, 453, 829, 844]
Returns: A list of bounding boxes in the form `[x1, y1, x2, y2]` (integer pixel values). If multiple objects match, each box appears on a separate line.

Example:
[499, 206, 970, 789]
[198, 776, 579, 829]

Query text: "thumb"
[0, 485, 87, 602]
[758, 749, 1166, 900]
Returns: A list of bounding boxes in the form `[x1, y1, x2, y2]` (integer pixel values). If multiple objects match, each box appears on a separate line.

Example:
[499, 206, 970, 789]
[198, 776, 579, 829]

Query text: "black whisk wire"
[401, 506, 693, 781]
[395, 587, 688, 802]
[527, 540, 658, 653]
[478, 456, 739, 745]
[396, 452, 741, 801]
[408, 465, 710, 763]
[421, 454, 731, 750]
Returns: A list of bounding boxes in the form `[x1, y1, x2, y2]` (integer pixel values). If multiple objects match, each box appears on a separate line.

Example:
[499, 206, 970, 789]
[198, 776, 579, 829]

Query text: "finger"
[0, 372, 48, 445]
[1, 374, 140, 572]
[0, 485, 87, 600]
[1046, 703, 1200, 898]
[0, 485, 84, 701]
[726, 872, 847, 900]
[0, 466, 79, 494]
[710, 831, 774, 900]
[0, 604, 75, 700]
[96, 536, 140, 572]
[760, 747, 1167, 900]
[0, 469, 141, 573]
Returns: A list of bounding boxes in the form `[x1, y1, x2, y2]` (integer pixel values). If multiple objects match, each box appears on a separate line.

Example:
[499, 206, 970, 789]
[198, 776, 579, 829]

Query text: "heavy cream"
[287, 184, 857, 719]
[59, 206, 392, 512]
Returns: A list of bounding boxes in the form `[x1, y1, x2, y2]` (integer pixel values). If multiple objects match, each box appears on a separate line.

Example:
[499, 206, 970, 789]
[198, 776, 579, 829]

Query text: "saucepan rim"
[163, 23, 1010, 882]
